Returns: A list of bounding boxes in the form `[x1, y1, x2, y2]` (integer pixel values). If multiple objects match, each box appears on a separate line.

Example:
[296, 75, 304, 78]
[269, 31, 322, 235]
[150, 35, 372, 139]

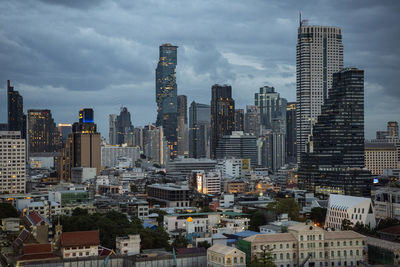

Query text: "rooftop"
[328, 194, 371, 210]
[325, 230, 366, 240]
[244, 233, 296, 243]
[208, 243, 243, 255]
[61, 230, 100, 247]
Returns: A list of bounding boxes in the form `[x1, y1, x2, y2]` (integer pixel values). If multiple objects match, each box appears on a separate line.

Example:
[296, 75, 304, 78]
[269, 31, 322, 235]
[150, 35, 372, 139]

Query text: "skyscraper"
[58, 123, 72, 144]
[387, 121, 399, 139]
[116, 107, 134, 145]
[63, 108, 101, 180]
[177, 95, 188, 157]
[298, 68, 371, 197]
[109, 114, 117, 145]
[244, 105, 260, 136]
[211, 84, 235, 159]
[7, 80, 26, 139]
[286, 102, 297, 163]
[155, 44, 178, 158]
[254, 86, 287, 133]
[27, 109, 61, 154]
[189, 101, 211, 159]
[233, 109, 244, 131]
[296, 20, 343, 162]
[0, 131, 26, 194]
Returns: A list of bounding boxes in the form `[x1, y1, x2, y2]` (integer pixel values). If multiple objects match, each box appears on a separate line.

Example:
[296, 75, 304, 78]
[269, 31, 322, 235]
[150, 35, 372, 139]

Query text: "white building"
[374, 187, 400, 220]
[325, 194, 376, 230]
[61, 230, 99, 258]
[1, 217, 20, 232]
[0, 131, 26, 194]
[101, 144, 140, 168]
[193, 170, 221, 195]
[71, 167, 96, 184]
[207, 243, 246, 267]
[164, 212, 221, 234]
[29, 156, 54, 169]
[296, 22, 343, 162]
[219, 194, 234, 208]
[116, 234, 141, 256]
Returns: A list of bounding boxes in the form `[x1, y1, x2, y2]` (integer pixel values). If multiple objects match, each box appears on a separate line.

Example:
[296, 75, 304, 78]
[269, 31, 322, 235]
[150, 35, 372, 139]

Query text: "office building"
[155, 44, 178, 158]
[365, 142, 398, 175]
[147, 183, 190, 207]
[0, 131, 26, 194]
[298, 68, 371, 197]
[109, 114, 117, 145]
[192, 170, 221, 195]
[101, 145, 140, 168]
[7, 80, 26, 139]
[296, 21, 343, 162]
[216, 131, 257, 167]
[286, 102, 297, 163]
[234, 109, 244, 131]
[58, 124, 72, 144]
[189, 101, 211, 158]
[257, 130, 285, 172]
[254, 86, 287, 133]
[211, 84, 235, 159]
[115, 107, 134, 145]
[166, 157, 217, 175]
[177, 95, 188, 157]
[244, 105, 260, 136]
[27, 109, 61, 154]
[63, 109, 101, 179]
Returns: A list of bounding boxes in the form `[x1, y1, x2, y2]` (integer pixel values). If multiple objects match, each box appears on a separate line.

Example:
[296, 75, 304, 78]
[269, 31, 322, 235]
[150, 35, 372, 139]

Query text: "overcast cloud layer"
[0, 0, 399, 139]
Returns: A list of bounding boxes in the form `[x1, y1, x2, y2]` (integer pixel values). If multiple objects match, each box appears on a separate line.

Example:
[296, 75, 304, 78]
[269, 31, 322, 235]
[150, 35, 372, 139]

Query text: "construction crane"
[299, 253, 312, 267]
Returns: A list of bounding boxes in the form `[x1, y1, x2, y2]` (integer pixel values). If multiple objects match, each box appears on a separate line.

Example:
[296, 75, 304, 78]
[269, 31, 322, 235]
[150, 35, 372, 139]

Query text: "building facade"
[286, 102, 297, 164]
[234, 109, 244, 132]
[244, 105, 260, 136]
[296, 21, 343, 162]
[155, 44, 179, 158]
[7, 80, 26, 139]
[189, 101, 211, 159]
[365, 142, 398, 175]
[211, 84, 235, 159]
[0, 131, 26, 194]
[177, 95, 188, 157]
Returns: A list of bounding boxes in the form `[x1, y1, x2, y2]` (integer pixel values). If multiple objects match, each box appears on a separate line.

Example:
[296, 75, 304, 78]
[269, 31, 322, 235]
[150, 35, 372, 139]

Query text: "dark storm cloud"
[0, 0, 399, 138]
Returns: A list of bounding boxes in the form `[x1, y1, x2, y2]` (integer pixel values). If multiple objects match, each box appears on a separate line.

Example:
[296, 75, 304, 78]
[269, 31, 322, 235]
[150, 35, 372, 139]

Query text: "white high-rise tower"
[296, 19, 343, 162]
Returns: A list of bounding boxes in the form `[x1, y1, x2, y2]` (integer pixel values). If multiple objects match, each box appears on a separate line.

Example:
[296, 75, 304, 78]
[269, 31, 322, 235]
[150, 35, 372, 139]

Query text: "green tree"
[341, 219, 353, 230]
[249, 210, 267, 231]
[200, 206, 214, 212]
[72, 207, 88, 216]
[310, 207, 327, 227]
[171, 234, 189, 249]
[251, 246, 276, 267]
[0, 203, 19, 219]
[130, 184, 139, 193]
[197, 240, 211, 249]
[267, 198, 302, 221]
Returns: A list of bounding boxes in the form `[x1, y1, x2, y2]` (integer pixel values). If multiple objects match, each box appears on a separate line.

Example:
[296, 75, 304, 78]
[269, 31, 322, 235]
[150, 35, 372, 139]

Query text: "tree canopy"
[0, 203, 19, 219]
[266, 198, 302, 221]
[310, 207, 327, 227]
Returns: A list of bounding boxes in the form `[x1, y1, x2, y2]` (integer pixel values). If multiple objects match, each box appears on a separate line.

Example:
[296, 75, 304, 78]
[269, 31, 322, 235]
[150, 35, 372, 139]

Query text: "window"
[286, 244, 289, 249]
[301, 243, 304, 248]
[350, 250, 353, 256]
[344, 251, 347, 257]
[350, 241, 352, 246]
[300, 236, 303, 241]
[286, 253, 290, 259]
[344, 241, 346, 246]
[280, 253, 283, 260]
[234, 257, 237, 264]
[356, 250, 359, 256]
[331, 251, 334, 257]
[240, 257, 244, 263]
[280, 244, 283, 249]
[301, 253, 304, 259]
[227, 258, 231, 264]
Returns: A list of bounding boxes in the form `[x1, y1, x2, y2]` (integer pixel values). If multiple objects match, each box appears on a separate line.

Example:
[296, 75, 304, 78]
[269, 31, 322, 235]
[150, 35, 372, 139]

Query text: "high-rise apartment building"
[0, 131, 26, 194]
[177, 95, 188, 157]
[298, 68, 371, 197]
[234, 109, 244, 131]
[254, 86, 287, 133]
[189, 102, 211, 159]
[27, 109, 61, 154]
[155, 44, 178, 158]
[365, 142, 398, 175]
[144, 124, 169, 166]
[286, 102, 297, 163]
[244, 105, 260, 136]
[7, 80, 26, 139]
[257, 129, 286, 172]
[58, 124, 72, 144]
[109, 114, 117, 145]
[296, 21, 343, 162]
[211, 84, 235, 159]
[63, 109, 101, 180]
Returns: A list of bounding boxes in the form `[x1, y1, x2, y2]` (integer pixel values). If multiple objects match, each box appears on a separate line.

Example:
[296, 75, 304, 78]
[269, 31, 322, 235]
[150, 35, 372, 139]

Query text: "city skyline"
[0, 1, 399, 138]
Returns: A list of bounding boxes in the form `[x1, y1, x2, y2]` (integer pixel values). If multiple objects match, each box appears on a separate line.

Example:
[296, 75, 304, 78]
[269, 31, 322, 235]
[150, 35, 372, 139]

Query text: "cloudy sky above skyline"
[0, 0, 399, 139]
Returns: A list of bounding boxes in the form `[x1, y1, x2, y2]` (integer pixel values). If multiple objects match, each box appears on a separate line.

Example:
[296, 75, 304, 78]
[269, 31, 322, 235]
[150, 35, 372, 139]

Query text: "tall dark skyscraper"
[286, 102, 297, 163]
[298, 68, 371, 197]
[177, 95, 188, 156]
[155, 44, 178, 158]
[116, 107, 134, 145]
[189, 101, 211, 158]
[210, 84, 235, 159]
[233, 109, 244, 131]
[244, 105, 260, 136]
[7, 80, 26, 139]
[27, 109, 61, 154]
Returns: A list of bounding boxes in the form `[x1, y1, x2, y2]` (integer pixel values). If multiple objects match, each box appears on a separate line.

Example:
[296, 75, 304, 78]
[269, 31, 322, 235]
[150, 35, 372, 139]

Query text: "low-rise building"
[193, 170, 221, 195]
[224, 179, 247, 194]
[239, 223, 367, 267]
[60, 230, 99, 258]
[325, 194, 376, 230]
[119, 199, 149, 221]
[207, 243, 246, 267]
[116, 234, 141, 256]
[1, 217, 20, 232]
[147, 183, 190, 208]
[374, 187, 400, 220]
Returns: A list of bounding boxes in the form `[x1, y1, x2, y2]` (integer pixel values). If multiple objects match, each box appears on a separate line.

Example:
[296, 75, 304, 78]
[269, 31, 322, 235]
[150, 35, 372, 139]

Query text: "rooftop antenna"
[299, 11, 302, 27]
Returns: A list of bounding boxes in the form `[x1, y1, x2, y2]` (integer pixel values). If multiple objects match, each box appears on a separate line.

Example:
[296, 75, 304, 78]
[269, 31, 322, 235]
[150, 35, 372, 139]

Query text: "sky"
[0, 0, 399, 139]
